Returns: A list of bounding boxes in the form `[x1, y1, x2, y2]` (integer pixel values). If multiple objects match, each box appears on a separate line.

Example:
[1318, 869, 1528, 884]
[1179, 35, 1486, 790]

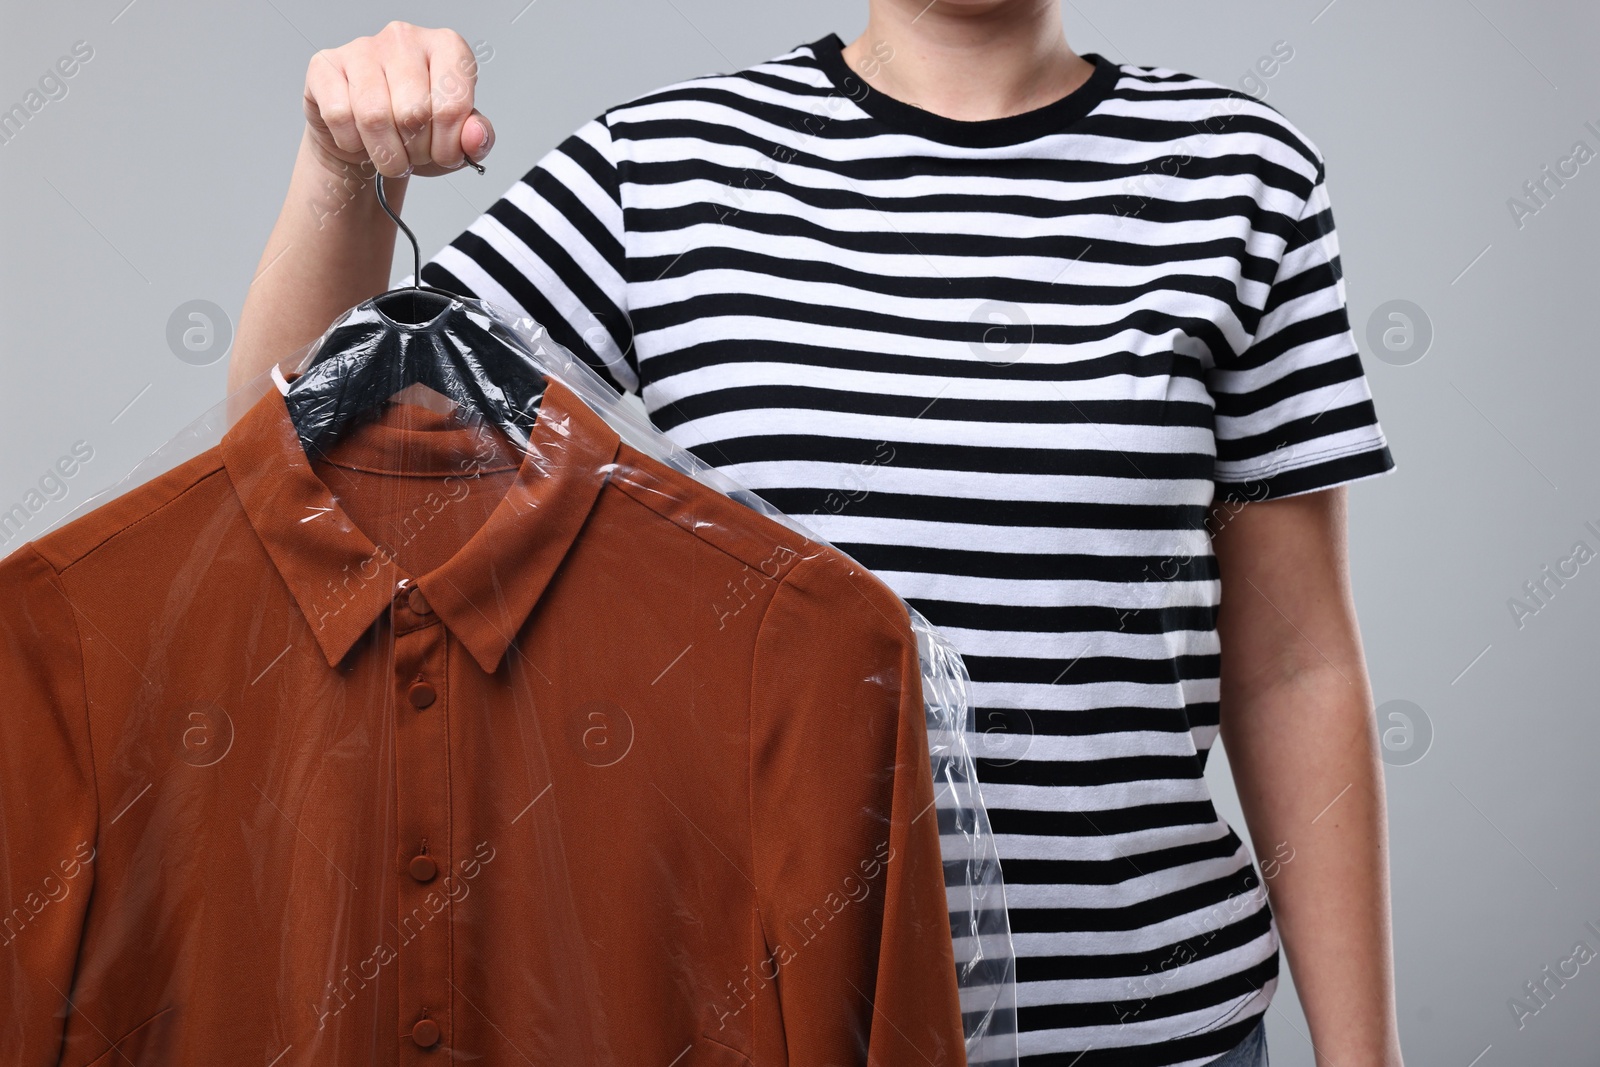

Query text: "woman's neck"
[840, 0, 1094, 122]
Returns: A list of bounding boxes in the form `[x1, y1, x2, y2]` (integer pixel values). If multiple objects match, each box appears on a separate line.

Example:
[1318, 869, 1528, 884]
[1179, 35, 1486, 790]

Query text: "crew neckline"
[805, 32, 1119, 148]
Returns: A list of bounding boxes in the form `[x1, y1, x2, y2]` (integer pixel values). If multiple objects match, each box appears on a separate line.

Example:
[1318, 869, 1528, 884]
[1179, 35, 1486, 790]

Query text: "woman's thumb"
[464, 110, 494, 162]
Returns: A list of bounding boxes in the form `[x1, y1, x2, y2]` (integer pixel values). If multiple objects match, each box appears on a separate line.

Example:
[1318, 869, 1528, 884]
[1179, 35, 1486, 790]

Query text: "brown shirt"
[0, 375, 968, 1066]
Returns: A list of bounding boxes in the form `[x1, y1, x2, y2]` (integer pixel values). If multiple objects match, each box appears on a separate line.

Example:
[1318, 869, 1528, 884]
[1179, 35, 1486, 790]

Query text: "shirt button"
[409, 854, 438, 882]
[411, 1017, 440, 1048]
[407, 587, 433, 615]
[408, 681, 437, 709]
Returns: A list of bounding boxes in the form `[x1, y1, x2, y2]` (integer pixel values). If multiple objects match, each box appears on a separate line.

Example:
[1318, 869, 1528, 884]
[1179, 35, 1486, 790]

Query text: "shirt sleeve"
[749, 551, 968, 1067]
[416, 110, 639, 397]
[0, 546, 98, 1064]
[1208, 158, 1397, 504]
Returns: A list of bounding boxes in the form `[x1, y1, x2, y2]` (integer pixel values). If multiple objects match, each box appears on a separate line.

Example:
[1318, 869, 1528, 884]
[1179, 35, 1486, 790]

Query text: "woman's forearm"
[226, 125, 409, 397]
[1223, 665, 1404, 1066]
[1212, 486, 1404, 1063]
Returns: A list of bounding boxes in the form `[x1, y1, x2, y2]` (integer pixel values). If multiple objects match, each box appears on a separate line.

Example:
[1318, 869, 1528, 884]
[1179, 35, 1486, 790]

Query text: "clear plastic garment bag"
[0, 170, 1017, 1067]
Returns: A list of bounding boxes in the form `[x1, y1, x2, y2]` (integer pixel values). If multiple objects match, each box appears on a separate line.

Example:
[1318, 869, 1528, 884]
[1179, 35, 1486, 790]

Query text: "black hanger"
[283, 157, 548, 455]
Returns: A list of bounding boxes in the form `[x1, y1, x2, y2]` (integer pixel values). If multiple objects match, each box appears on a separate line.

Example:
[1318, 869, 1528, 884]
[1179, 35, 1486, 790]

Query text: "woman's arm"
[1211, 485, 1405, 1067]
[226, 22, 494, 397]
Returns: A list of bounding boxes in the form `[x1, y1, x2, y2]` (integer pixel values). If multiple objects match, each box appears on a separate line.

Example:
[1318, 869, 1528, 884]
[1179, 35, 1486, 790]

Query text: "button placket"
[391, 583, 451, 1058]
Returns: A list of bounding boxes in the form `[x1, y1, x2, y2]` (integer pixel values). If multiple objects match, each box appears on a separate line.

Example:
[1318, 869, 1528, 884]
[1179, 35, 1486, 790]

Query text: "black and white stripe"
[421, 32, 1395, 1067]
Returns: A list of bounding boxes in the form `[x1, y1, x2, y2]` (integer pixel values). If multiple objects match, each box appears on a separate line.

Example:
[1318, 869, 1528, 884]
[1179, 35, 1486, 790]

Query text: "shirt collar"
[221, 375, 622, 673]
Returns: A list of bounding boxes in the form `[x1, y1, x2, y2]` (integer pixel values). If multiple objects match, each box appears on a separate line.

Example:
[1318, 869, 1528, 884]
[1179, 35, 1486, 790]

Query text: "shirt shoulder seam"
[602, 457, 814, 576]
[50, 464, 229, 577]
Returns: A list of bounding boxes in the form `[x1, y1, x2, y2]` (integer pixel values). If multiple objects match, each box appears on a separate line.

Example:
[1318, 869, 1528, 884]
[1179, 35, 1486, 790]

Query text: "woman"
[228, 4, 1405, 1064]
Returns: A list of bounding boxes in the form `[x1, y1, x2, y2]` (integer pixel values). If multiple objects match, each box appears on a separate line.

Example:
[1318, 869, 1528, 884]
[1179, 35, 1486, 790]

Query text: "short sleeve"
[1208, 161, 1397, 503]
[417, 111, 639, 396]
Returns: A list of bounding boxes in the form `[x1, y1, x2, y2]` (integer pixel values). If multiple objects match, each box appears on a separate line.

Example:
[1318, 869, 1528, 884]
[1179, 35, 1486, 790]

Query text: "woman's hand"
[302, 20, 494, 179]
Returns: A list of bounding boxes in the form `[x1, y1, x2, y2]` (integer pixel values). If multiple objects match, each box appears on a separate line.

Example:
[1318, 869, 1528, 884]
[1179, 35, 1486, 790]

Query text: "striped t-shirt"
[418, 31, 1396, 1067]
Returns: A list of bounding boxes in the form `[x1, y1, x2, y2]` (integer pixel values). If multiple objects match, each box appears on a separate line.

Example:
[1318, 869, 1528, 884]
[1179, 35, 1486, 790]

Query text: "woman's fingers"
[301, 22, 492, 180]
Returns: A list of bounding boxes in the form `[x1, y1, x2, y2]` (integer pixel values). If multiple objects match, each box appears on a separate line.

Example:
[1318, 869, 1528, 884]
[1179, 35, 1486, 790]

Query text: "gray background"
[3, 1, 1597, 1063]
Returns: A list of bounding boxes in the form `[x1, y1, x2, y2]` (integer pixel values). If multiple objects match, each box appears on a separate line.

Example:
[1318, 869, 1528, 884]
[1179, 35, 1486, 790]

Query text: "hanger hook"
[374, 156, 486, 290]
